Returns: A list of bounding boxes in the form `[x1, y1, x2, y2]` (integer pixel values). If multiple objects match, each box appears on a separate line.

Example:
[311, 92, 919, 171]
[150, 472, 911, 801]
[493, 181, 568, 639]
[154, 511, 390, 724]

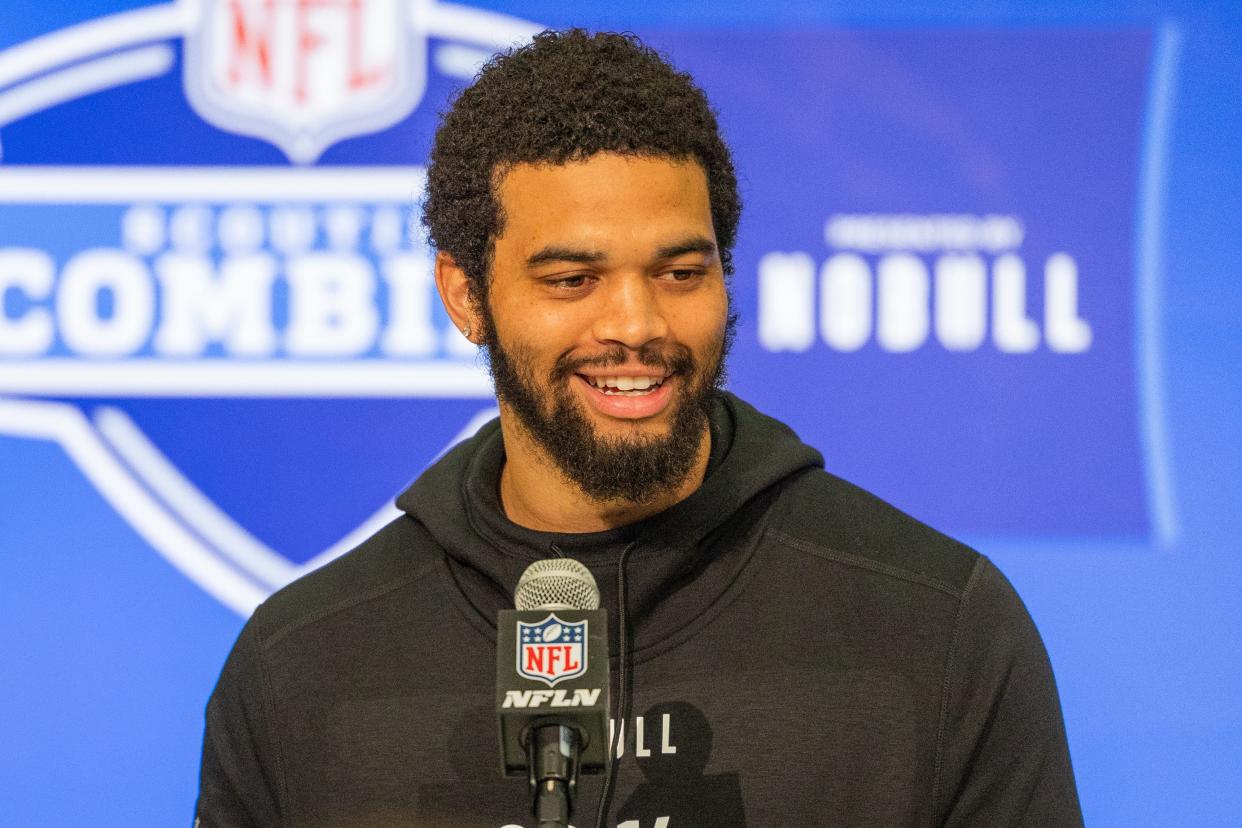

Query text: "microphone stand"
[526, 721, 582, 828]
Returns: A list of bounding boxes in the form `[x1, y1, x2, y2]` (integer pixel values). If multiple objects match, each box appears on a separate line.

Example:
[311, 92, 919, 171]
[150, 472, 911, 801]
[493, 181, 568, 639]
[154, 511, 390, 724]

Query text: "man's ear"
[434, 251, 480, 343]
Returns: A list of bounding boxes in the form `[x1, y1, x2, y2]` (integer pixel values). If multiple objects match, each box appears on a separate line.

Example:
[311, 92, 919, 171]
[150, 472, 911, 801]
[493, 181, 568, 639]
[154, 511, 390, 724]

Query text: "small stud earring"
[462, 326, 471, 339]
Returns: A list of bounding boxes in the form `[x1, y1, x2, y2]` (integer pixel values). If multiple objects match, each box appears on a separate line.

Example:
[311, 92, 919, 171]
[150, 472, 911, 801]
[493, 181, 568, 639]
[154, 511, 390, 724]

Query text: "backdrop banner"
[1, 2, 1236, 826]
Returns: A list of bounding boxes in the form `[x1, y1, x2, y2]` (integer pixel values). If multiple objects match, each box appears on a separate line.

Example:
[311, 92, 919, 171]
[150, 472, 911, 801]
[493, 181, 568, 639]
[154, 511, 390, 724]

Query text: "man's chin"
[487, 338, 719, 502]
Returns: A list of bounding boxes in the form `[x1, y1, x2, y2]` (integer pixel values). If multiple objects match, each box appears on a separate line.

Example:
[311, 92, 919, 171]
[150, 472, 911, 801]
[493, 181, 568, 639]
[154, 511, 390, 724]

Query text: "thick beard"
[481, 307, 732, 505]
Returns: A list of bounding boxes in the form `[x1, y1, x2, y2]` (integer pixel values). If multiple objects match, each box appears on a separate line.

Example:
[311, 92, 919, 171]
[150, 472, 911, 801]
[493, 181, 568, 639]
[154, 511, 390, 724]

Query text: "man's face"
[480, 152, 732, 503]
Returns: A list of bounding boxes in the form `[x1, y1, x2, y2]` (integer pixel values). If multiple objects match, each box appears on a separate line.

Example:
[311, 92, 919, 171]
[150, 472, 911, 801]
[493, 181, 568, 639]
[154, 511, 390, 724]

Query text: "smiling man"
[439, 153, 730, 531]
[197, 30, 1082, 828]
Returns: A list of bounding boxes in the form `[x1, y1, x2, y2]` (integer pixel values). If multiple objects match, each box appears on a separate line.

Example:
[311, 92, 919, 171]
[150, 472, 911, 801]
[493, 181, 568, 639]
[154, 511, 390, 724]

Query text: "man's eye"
[550, 275, 590, 289]
[664, 269, 701, 282]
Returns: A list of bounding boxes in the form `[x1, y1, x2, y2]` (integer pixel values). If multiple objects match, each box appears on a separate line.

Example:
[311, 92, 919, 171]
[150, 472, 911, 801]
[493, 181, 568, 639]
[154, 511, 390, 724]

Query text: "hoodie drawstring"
[593, 540, 635, 828]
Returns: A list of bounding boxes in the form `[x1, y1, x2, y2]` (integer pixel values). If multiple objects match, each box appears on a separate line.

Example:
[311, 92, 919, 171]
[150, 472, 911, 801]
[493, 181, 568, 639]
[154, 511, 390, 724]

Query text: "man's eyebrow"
[654, 236, 718, 261]
[526, 246, 607, 267]
[524, 237, 718, 268]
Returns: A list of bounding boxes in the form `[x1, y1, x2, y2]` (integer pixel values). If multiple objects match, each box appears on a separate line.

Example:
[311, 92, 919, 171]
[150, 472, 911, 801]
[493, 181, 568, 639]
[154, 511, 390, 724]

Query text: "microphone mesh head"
[514, 558, 601, 611]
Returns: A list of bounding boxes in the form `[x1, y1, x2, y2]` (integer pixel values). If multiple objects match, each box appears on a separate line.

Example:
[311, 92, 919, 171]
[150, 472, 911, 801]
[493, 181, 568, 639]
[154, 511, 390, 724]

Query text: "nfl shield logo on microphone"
[517, 615, 588, 686]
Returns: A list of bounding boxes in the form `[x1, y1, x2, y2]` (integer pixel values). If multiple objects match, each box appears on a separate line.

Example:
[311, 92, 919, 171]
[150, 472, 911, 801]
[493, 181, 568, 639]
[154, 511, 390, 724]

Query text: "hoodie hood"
[397, 392, 822, 655]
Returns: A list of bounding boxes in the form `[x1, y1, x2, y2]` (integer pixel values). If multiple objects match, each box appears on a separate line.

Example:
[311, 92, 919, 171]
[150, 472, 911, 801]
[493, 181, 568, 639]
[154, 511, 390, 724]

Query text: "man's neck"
[496, 415, 711, 534]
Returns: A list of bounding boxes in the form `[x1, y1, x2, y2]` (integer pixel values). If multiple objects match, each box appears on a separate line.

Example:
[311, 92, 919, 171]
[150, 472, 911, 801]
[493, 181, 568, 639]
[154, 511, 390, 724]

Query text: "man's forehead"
[492, 153, 714, 249]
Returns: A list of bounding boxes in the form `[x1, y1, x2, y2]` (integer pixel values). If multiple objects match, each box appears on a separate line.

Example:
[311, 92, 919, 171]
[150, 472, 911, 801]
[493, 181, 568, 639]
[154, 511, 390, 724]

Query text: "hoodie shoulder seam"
[769, 529, 965, 599]
[260, 561, 438, 651]
[931, 554, 987, 822]
[249, 613, 293, 825]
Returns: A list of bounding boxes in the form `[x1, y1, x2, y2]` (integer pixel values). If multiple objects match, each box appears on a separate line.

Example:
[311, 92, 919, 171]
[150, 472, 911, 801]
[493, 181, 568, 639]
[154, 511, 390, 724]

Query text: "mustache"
[552, 344, 695, 381]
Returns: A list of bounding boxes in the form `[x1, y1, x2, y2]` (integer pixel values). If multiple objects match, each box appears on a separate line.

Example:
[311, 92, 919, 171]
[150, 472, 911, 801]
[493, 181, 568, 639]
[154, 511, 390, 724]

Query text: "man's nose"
[592, 275, 669, 349]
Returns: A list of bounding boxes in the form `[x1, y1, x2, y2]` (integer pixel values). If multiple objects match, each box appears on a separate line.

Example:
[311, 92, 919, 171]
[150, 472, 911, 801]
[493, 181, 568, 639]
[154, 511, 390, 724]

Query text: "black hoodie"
[197, 394, 1083, 828]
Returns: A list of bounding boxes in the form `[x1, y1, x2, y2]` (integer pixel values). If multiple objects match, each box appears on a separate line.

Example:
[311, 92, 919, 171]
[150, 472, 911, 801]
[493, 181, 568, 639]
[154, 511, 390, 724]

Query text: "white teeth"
[586, 375, 664, 393]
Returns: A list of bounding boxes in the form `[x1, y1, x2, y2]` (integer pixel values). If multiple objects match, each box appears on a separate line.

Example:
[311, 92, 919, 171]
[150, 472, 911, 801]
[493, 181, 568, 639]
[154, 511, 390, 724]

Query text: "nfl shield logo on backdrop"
[184, 0, 426, 163]
[517, 615, 588, 686]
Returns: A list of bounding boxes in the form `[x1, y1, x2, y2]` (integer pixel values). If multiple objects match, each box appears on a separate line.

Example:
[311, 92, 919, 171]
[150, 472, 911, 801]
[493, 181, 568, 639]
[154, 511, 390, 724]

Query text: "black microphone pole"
[497, 559, 610, 828]
[530, 723, 581, 827]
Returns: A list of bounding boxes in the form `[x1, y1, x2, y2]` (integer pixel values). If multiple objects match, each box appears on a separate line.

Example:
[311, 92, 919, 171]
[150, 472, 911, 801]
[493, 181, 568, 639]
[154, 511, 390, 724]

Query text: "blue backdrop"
[1, 1, 1239, 825]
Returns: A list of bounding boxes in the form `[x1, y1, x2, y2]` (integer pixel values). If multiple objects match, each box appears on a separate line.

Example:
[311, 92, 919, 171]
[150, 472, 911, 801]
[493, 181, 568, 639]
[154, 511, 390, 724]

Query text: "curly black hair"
[423, 29, 741, 304]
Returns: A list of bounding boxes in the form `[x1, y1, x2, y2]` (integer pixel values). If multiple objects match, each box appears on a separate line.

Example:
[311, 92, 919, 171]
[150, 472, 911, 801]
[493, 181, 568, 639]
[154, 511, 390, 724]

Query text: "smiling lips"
[582, 374, 665, 394]
[575, 372, 674, 419]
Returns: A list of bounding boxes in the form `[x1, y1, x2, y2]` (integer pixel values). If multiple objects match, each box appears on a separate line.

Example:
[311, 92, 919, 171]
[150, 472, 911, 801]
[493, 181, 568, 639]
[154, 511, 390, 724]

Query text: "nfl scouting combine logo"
[517, 615, 587, 686]
[0, 0, 542, 615]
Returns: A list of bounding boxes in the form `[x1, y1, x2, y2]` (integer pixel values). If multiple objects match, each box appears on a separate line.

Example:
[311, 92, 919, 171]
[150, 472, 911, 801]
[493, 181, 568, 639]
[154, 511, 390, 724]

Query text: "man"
[197, 30, 1083, 827]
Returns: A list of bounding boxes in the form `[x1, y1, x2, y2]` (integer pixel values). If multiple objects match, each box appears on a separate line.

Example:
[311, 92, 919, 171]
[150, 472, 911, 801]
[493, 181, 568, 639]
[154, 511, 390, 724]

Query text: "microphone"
[497, 558, 610, 828]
